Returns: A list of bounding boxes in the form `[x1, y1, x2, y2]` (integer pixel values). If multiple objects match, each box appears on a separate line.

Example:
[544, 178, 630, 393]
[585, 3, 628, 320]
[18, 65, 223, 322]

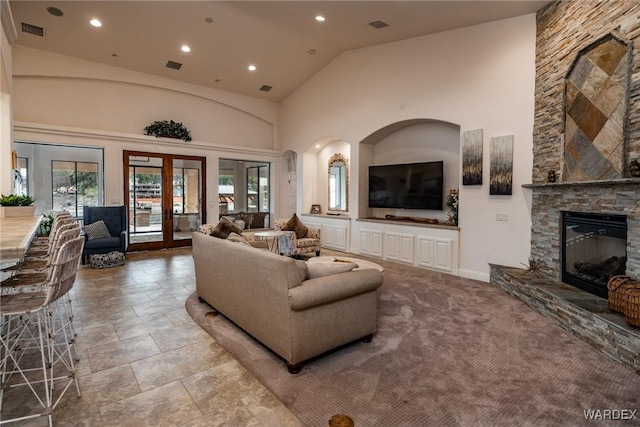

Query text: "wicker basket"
[607, 275, 632, 313]
[624, 287, 640, 327]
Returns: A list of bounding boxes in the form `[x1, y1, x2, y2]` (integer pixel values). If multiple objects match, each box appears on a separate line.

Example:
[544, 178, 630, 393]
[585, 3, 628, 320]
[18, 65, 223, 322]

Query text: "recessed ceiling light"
[46, 7, 64, 17]
[248, 65, 257, 71]
[316, 144, 321, 148]
[315, 15, 325, 22]
[181, 45, 191, 53]
[204, 17, 213, 24]
[89, 18, 102, 27]
[308, 49, 316, 55]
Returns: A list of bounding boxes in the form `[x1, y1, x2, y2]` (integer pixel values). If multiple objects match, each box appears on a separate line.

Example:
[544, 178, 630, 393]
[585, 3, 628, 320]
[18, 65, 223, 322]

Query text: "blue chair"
[82, 206, 128, 264]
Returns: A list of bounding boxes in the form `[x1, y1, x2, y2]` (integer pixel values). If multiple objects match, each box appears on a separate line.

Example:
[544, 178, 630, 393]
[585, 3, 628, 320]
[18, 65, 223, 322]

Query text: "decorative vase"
[0, 205, 37, 218]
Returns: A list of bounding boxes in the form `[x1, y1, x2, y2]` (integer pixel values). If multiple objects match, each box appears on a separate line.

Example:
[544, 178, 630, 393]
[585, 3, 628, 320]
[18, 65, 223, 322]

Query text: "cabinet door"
[433, 238, 453, 272]
[385, 232, 414, 264]
[360, 229, 383, 257]
[416, 236, 435, 268]
[324, 225, 348, 251]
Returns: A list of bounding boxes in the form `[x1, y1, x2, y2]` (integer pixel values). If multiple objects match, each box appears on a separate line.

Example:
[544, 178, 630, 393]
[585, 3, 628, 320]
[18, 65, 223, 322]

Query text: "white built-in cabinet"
[300, 215, 459, 275]
[357, 219, 458, 274]
[301, 214, 350, 251]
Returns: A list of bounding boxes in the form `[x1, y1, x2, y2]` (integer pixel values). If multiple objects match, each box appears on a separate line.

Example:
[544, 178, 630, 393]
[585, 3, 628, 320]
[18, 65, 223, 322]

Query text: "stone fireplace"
[490, 2, 640, 374]
[528, 2, 640, 287]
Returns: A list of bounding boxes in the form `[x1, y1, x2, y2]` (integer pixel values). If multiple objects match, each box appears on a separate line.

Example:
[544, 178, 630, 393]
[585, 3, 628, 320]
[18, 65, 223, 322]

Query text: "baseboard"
[458, 268, 489, 282]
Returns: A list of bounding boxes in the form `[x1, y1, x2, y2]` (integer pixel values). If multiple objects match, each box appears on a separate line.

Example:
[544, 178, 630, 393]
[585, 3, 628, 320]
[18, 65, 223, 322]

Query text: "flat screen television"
[369, 161, 444, 210]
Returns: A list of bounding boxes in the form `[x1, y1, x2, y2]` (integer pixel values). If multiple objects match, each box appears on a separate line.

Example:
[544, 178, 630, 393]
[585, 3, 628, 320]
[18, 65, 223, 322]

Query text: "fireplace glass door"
[562, 211, 627, 299]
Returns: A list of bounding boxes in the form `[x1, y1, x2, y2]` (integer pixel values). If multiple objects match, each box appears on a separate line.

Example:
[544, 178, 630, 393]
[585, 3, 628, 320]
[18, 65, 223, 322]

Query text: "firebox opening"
[561, 211, 627, 299]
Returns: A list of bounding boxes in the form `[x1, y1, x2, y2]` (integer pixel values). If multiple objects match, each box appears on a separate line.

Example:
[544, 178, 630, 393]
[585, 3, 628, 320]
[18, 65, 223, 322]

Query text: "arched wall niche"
[302, 137, 351, 215]
[358, 118, 460, 220]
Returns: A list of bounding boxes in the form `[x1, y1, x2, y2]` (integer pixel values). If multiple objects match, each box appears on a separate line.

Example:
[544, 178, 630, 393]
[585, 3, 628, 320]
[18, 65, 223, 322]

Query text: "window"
[219, 158, 271, 228]
[15, 157, 28, 196]
[52, 161, 99, 218]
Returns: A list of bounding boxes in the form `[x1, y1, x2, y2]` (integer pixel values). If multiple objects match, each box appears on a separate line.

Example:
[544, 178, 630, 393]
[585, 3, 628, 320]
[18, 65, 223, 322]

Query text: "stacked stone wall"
[533, 1, 640, 182]
[531, 1, 640, 280]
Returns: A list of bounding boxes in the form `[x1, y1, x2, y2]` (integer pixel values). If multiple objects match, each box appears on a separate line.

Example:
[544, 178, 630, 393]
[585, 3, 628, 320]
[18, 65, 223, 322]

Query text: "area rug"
[186, 256, 640, 426]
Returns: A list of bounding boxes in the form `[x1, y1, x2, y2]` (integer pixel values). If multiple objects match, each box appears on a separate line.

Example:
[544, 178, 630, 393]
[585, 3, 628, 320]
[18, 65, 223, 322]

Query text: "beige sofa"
[192, 232, 383, 373]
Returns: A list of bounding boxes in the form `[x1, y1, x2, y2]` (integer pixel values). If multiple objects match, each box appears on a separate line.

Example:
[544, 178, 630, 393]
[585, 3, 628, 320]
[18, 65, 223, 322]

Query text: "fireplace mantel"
[523, 178, 640, 189]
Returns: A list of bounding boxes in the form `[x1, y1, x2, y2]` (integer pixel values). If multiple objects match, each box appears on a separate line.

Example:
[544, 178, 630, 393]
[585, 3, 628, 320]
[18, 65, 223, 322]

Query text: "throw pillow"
[284, 213, 308, 239]
[227, 232, 251, 246]
[199, 223, 216, 235]
[306, 261, 357, 279]
[84, 220, 111, 240]
[210, 217, 243, 239]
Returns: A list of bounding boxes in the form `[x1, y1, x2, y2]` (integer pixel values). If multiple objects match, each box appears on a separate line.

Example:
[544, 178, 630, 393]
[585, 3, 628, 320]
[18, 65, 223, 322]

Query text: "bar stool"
[0, 236, 84, 426]
[1, 224, 80, 277]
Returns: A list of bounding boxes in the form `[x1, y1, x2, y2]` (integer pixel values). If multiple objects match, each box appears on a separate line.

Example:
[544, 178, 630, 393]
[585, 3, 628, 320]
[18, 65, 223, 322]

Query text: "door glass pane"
[129, 156, 164, 244]
[172, 159, 202, 241]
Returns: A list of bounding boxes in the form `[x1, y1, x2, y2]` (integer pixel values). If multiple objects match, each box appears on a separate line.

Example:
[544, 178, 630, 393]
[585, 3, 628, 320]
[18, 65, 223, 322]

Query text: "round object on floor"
[329, 414, 354, 427]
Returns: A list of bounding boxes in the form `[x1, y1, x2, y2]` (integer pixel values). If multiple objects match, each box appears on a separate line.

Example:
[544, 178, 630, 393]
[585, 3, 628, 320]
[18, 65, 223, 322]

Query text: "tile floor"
[1, 248, 302, 426]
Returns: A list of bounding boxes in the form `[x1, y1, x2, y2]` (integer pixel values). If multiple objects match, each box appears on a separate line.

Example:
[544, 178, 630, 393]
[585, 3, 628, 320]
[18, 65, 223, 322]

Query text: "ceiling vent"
[368, 20, 389, 29]
[21, 22, 45, 37]
[259, 85, 273, 92]
[165, 61, 182, 70]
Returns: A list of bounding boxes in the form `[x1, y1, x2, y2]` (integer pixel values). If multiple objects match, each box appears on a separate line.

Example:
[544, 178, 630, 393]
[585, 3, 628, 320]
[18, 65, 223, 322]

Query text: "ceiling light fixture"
[89, 18, 102, 27]
[181, 45, 191, 53]
[315, 15, 326, 22]
[248, 65, 257, 71]
[46, 7, 64, 17]
[316, 144, 321, 148]
[204, 17, 213, 24]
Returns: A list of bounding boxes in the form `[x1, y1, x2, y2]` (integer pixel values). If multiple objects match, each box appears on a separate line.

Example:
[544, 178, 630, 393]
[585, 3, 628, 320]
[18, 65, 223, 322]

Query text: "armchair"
[82, 206, 128, 264]
[274, 217, 321, 257]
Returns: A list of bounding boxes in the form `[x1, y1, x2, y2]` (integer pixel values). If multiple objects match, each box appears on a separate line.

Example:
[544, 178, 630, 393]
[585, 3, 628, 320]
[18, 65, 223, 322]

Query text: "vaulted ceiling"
[8, 1, 550, 102]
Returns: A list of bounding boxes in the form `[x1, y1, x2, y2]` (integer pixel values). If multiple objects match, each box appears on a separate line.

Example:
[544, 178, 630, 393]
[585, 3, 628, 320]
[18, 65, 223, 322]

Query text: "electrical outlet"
[495, 213, 509, 221]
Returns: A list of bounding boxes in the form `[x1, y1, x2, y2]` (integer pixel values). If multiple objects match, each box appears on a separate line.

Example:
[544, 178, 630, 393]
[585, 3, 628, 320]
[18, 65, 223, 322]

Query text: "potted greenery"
[143, 120, 192, 142]
[0, 194, 36, 217]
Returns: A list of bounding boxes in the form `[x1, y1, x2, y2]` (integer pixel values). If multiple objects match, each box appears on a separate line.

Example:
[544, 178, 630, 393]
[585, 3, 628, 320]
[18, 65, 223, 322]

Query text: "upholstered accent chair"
[82, 206, 128, 264]
[274, 216, 321, 257]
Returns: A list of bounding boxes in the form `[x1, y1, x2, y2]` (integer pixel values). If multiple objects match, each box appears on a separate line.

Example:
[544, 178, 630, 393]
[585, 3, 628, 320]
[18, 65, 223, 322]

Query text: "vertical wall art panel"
[490, 135, 514, 195]
[462, 129, 483, 185]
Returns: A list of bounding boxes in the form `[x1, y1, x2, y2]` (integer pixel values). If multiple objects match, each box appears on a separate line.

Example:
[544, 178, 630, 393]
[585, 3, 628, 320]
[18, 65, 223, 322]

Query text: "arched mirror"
[328, 153, 349, 211]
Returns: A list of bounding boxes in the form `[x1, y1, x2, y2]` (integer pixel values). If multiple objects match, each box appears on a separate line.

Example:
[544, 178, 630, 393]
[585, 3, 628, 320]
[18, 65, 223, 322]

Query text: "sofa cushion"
[306, 261, 357, 279]
[84, 220, 111, 240]
[210, 217, 243, 239]
[294, 259, 309, 281]
[228, 232, 251, 246]
[84, 236, 121, 249]
[284, 213, 308, 239]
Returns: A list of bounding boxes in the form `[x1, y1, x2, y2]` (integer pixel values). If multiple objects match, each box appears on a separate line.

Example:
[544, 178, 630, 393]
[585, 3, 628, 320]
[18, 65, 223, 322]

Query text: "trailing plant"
[40, 211, 55, 236]
[0, 194, 35, 206]
[143, 120, 192, 142]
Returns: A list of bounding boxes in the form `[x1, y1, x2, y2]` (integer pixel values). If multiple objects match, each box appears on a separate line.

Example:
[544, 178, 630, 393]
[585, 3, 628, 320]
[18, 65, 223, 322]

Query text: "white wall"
[10, 46, 284, 221]
[280, 14, 536, 281]
[1, 0, 16, 195]
[12, 46, 279, 150]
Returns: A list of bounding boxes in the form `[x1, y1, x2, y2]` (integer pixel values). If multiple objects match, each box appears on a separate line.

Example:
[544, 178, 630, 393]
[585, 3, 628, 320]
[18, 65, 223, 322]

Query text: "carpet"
[185, 255, 640, 426]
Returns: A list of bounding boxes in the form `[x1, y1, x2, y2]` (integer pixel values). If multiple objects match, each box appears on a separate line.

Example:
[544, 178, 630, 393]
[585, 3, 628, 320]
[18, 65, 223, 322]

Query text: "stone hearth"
[490, 264, 640, 374]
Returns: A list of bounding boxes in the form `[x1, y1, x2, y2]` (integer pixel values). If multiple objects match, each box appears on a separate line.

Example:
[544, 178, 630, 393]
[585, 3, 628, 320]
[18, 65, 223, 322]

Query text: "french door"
[124, 151, 206, 251]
